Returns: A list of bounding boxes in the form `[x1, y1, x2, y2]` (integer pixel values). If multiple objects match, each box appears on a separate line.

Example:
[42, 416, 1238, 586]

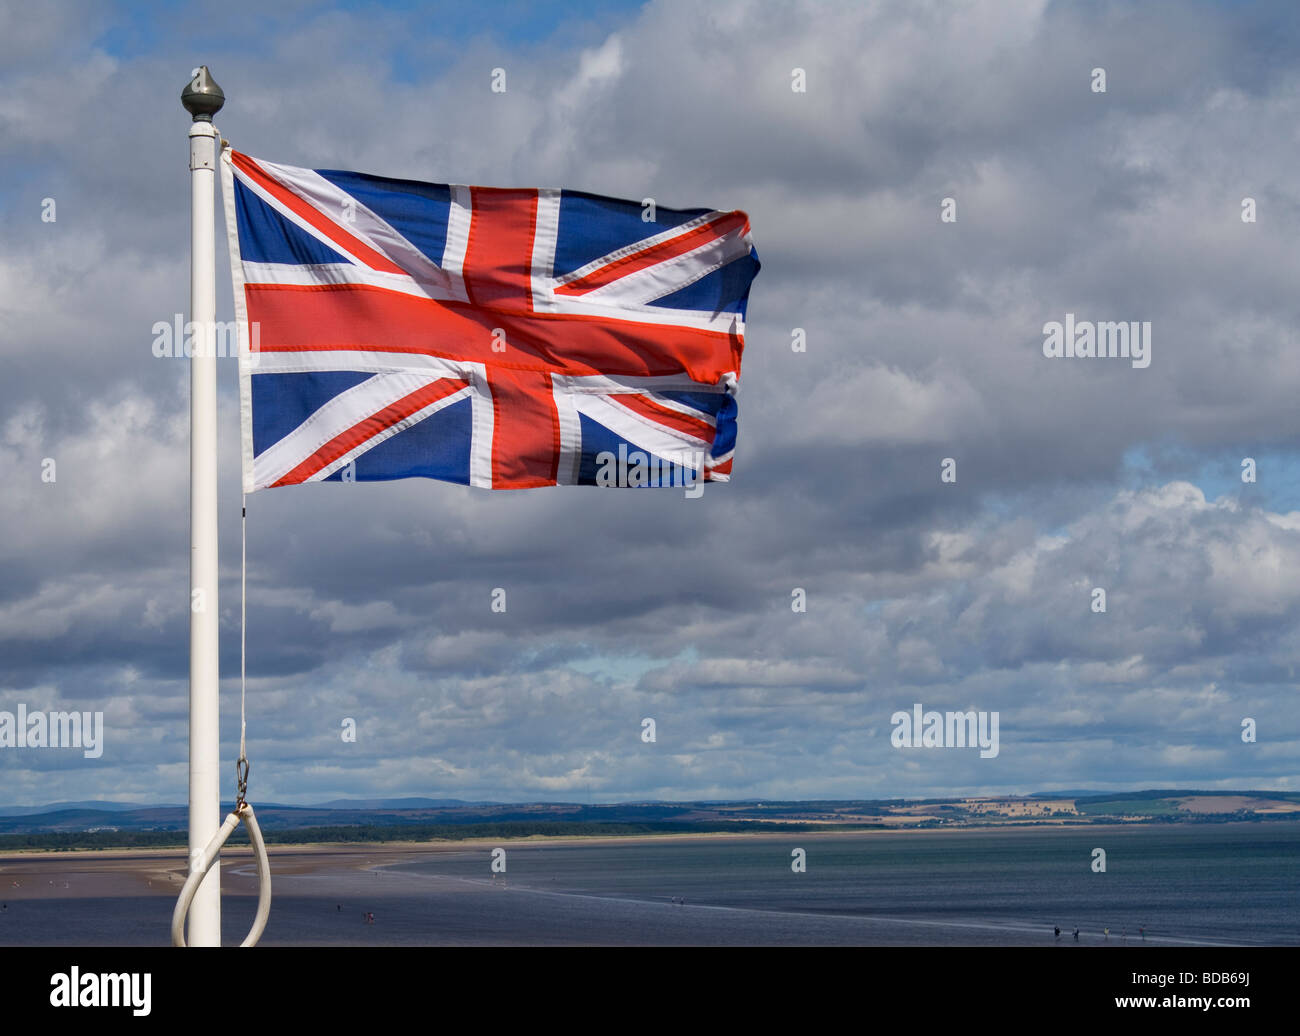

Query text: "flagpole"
[181, 66, 225, 947]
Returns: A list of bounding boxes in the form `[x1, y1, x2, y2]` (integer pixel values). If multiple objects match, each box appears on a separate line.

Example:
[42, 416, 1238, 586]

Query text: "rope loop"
[170, 802, 272, 947]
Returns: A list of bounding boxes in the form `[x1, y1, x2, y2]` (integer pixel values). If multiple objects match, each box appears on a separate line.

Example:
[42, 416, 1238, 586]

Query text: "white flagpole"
[181, 66, 225, 947]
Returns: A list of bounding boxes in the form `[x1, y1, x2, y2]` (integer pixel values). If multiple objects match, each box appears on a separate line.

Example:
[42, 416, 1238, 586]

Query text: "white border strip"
[247, 349, 475, 378]
[467, 361, 494, 488]
[241, 261, 446, 302]
[552, 374, 582, 485]
[530, 188, 561, 314]
[444, 185, 472, 303]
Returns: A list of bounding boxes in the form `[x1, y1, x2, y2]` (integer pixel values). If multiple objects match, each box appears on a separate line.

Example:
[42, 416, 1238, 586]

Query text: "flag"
[220, 150, 760, 492]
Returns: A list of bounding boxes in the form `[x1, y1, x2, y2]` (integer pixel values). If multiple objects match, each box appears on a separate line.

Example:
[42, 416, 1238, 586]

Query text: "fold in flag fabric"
[220, 149, 760, 492]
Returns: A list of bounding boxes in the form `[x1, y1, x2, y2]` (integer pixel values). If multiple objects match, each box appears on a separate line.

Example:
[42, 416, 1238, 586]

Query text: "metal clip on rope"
[170, 798, 272, 947]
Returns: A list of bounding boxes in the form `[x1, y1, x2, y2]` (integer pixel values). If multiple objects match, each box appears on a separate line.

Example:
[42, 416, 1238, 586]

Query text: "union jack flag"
[220, 150, 760, 492]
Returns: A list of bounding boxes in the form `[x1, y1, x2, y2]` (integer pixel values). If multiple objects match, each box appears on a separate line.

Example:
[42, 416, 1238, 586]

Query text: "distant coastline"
[5, 818, 1298, 865]
[2, 788, 1297, 853]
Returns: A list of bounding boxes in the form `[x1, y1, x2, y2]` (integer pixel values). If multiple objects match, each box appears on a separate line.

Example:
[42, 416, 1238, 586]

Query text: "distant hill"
[310, 797, 493, 809]
[0, 801, 182, 817]
[1, 789, 1298, 846]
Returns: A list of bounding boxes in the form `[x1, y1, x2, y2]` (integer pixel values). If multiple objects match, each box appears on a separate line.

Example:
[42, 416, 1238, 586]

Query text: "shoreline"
[1, 817, 1290, 866]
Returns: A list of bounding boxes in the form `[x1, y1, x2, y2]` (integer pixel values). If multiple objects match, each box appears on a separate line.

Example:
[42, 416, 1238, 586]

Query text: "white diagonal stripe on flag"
[550, 211, 722, 287]
[573, 392, 711, 462]
[255, 159, 458, 296]
[572, 229, 754, 308]
[230, 164, 376, 274]
[305, 385, 474, 483]
[253, 370, 455, 489]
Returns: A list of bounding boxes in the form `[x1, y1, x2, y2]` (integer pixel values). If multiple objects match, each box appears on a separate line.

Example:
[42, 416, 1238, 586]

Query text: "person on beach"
[1073, 927, 1079, 941]
[1054, 925, 1060, 938]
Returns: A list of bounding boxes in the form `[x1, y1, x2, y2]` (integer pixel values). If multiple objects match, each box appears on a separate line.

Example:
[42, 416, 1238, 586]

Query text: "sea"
[2, 823, 1297, 946]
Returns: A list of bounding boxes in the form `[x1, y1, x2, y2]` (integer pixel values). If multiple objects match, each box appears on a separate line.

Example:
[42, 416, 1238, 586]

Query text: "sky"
[2, 0, 1300, 806]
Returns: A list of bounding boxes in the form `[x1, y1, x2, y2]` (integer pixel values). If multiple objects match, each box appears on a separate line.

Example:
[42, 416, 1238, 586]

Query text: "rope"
[237, 494, 248, 808]
[172, 495, 269, 946]
[171, 803, 272, 947]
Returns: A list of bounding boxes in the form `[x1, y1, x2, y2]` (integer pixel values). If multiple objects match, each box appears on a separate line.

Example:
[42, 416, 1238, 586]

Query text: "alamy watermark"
[152, 314, 260, 359]
[594, 444, 707, 498]
[50, 968, 150, 1015]
[1042, 313, 1151, 369]
[0, 704, 103, 758]
[890, 703, 1000, 759]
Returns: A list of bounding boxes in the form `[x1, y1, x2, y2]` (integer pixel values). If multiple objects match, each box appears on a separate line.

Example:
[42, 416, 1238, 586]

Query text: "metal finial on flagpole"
[182, 65, 223, 947]
[182, 66, 225, 122]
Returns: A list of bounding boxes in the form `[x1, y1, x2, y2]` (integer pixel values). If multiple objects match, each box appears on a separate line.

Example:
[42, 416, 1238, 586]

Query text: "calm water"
[2, 824, 1297, 945]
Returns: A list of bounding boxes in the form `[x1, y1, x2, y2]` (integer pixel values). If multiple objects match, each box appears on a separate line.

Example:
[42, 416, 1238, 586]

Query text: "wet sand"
[0, 823, 1134, 901]
[1, 824, 1292, 946]
[0, 821, 1138, 894]
[0, 842, 473, 902]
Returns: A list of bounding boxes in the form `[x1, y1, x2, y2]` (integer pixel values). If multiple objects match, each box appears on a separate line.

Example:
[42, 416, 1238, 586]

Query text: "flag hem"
[219, 145, 257, 495]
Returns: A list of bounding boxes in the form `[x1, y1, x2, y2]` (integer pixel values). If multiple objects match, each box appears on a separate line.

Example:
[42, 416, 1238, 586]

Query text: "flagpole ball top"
[182, 66, 225, 121]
